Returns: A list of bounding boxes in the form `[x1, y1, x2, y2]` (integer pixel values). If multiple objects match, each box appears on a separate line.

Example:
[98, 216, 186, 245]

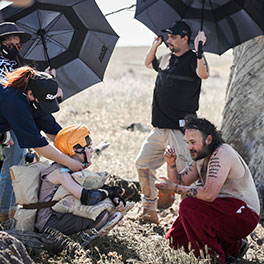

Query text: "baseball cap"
[162, 21, 192, 39]
[28, 71, 60, 113]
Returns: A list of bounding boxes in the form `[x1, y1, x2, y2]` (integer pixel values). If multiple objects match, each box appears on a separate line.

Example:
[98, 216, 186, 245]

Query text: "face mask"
[0, 44, 19, 60]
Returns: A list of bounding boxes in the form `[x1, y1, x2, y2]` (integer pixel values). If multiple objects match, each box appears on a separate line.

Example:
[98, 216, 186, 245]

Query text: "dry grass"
[39, 47, 264, 264]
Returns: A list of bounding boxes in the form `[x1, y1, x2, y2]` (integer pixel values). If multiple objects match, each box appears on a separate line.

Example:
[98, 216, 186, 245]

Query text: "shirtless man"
[155, 115, 260, 264]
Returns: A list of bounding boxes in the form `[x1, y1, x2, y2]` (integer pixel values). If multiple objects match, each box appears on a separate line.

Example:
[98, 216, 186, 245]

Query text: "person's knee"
[179, 197, 198, 214]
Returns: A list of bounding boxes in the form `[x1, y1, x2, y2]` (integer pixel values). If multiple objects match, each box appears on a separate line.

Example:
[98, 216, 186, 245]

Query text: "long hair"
[2, 65, 36, 92]
[184, 115, 225, 154]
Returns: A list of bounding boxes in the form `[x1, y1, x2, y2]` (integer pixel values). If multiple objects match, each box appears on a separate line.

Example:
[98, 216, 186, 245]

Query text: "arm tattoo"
[176, 173, 183, 184]
[175, 184, 183, 195]
[170, 164, 176, 169]
[177, 162, 193, 184]
[208, 151, 220, 178]
[186, 187, 198, 198]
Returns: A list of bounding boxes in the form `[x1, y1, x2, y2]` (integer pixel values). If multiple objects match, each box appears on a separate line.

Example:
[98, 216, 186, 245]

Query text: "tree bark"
[0, 231, 34, 264]
[221, 36, 264, 218]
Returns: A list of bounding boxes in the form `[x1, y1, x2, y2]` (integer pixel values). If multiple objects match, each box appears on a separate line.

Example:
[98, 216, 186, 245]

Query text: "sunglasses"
[74, 145, 92, 155]
[3, 42, 23, 50]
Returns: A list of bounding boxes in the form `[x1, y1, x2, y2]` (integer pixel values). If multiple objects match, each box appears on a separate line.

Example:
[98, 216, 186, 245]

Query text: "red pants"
[167, 197, 259, 264]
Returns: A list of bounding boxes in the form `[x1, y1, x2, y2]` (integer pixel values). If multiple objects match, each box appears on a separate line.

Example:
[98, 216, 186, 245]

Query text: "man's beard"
[190, 142, 211, 161]
[168, 44, 180, 53]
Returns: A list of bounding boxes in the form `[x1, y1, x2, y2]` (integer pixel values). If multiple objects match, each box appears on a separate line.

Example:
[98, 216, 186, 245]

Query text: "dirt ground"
[44, 46, 264, 263]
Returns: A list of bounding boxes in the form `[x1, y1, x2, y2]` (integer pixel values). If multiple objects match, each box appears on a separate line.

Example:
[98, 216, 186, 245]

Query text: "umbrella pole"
[37, 28, 52, 69]
[197, 0, 205, 59]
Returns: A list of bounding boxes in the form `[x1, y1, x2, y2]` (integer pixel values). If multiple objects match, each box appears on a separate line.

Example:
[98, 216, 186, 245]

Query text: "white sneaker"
[97, 211, 123, 236]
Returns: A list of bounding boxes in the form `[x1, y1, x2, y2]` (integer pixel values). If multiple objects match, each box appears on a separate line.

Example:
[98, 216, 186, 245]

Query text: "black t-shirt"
[151, 50, 201, 129]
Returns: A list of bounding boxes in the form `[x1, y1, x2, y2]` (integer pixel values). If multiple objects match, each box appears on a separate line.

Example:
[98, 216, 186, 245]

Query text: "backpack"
[10, 162, 113, 231]
[10, 161, 50, 231]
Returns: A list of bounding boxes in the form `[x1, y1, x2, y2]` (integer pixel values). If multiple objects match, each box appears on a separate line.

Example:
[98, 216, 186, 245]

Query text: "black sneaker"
[226, 238, 249, 264]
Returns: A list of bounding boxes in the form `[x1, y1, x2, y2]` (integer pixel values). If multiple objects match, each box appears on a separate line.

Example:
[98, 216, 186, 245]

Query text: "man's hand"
[194, 31, 207, 52]
[56, 88, 63, 99]
[152, 35, 163, 48]
[155, 176, 176, 192]
[45, 66, 56, 78]
[114, 198, 125, 211]
[145, 35, 163, 68]
[164, 145, 176, 166]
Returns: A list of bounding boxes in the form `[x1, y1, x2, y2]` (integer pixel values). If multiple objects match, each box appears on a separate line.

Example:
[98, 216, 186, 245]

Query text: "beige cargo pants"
[135, 128, 191, 211]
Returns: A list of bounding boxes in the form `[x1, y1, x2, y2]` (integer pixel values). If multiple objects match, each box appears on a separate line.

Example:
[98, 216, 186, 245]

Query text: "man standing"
[156, 115, 260, 264]
[135, 21, 209, 224]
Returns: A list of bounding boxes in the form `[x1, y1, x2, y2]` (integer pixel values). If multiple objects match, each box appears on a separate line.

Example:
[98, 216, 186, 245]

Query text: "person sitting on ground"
[155, 115, 260, 264]
[35, 124, 127, 237]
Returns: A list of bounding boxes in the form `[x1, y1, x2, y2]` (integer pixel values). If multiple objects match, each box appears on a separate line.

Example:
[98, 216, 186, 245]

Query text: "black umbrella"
[135, 0, 264, 55]
[2, 0, 119, 100]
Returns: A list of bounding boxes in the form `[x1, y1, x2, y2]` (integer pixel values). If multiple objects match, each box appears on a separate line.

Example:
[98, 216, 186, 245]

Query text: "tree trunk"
[0, 231, 34, 264]
[221, 36, 264, 219]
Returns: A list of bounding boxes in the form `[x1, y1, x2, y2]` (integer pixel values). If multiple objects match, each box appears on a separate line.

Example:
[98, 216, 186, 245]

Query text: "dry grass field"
[38, 46, 264, 264]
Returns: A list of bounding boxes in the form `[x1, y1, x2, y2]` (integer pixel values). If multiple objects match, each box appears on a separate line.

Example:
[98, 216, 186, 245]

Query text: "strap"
[160, 72, 195, 82]
[22, 200, 58, 209]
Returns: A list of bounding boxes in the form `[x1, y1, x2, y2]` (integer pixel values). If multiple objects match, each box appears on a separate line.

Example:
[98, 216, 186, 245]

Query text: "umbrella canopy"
[135, 0, 264, 55]
[2, 0, 119, 100]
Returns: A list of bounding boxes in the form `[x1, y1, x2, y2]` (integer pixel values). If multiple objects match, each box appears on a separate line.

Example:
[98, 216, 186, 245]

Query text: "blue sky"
[95, 0, 155, 47]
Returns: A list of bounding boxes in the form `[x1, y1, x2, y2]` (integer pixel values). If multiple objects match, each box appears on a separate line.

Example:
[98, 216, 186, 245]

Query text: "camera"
[25, 151, 40, 164]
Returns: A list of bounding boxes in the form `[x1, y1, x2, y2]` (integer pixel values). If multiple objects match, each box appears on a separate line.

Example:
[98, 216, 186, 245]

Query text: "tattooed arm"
[156, 145, 232, 201]
[164, 145, 199, 186]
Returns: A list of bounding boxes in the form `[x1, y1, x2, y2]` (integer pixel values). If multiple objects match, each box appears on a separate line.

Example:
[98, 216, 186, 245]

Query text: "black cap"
[28, 72, 60, 114]
[0, 22, 31, 43]
[162, 21, 192, 39]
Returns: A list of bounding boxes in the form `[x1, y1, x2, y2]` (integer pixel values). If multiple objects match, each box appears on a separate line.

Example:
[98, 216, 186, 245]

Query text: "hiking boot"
[138, 208, 159, 225]
[226, 238, 249, 264]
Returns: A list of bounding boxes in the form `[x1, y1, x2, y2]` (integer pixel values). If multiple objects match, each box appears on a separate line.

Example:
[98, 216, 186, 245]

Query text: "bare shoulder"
[213, 144, 236, 159]
[213, 144, 244, 178]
